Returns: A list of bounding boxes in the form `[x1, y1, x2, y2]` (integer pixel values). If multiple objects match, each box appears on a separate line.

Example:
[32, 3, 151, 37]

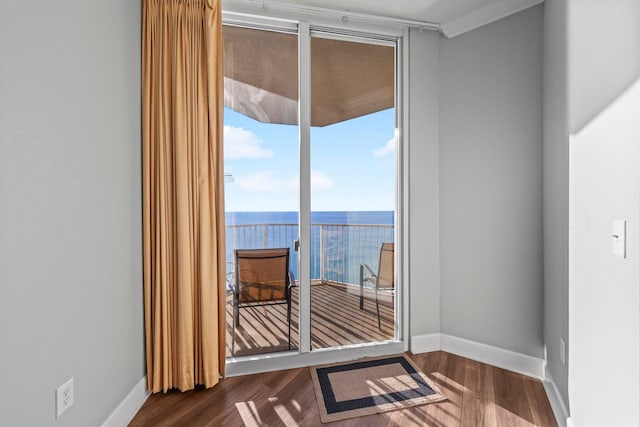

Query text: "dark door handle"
[294, 240, 300, 252]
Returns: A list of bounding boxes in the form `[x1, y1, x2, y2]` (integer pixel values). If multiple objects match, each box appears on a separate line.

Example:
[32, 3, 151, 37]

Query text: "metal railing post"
[319, 226, 324, 283]
[263, 224, 268, 248]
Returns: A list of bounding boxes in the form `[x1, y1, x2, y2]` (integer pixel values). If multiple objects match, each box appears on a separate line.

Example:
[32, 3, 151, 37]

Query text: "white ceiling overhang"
[222, 0, 544, 38]
[224, 25, 395, 126]
[439, 0, 544, 37]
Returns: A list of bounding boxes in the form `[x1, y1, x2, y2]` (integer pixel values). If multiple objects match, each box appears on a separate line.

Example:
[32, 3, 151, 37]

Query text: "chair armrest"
[226, 262, 236, 292]
[360, 263, 376, 278]
[288, 270, 296, 289]
[226, 271, 236, 293]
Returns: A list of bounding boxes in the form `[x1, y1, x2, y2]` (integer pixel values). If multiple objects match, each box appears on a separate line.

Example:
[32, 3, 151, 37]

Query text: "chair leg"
[232, 295, 239, 356]
[232, 309, 236, 356]
[234, 297, 240, 327]
[376, 288, 381, 330]
[359, 265, 364, 310]
[287, 299, 292, 350]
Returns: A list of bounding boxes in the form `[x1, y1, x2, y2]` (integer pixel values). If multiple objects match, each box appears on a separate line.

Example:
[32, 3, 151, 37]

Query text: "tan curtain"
[142, 0, 226, 392]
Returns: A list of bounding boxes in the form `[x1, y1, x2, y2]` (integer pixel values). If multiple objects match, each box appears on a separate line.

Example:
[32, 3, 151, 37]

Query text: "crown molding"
[440, 0, 543, 38]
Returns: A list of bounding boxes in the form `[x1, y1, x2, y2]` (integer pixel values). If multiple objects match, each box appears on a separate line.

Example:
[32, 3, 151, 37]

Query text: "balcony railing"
[225, 223, 394, 286]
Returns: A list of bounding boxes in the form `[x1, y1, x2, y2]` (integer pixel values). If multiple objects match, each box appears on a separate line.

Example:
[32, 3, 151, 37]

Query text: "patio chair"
[231, 247, 294, 356]
[359, 242, 395, 330]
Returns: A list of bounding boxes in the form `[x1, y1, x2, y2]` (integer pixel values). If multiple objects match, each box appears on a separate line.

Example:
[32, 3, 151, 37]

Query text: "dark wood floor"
[227, 282, 394, 357]
[130, 351, 557, 427]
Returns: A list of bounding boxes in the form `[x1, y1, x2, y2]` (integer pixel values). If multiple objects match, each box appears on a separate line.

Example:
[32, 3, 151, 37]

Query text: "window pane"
[223, 25, 300, 357]
[309, 35, 397, 350]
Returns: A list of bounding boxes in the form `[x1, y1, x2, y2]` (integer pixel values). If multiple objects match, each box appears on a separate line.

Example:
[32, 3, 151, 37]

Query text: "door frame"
[223, 9, 410, 377]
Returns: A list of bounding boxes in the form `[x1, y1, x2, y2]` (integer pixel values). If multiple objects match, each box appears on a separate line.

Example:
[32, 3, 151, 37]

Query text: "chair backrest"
[377, 242, 395, 289]
[235, 248, 290, 304]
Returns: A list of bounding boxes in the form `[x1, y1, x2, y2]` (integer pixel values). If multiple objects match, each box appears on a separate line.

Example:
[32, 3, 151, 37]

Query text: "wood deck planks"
[227, 282, 395, 357]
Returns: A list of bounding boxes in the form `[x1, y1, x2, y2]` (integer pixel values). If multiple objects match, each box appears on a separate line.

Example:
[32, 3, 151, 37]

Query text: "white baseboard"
[411, 333, 545, 379]
[543, 365, 570, 427]
[101, 376, 149, 427]
[441, 334, 545, 379]
[411, 333, 570, 426]
[410, 333, 441, 353]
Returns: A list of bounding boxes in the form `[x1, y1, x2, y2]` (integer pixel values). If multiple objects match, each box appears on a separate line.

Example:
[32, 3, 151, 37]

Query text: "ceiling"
[224, 26, 395, 126]
[223, 0, 543, 37]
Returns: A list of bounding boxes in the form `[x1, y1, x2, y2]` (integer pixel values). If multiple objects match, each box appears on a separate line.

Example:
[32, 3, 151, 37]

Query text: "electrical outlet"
[560, 338, 566, 365]
[56, 378, 74, 418]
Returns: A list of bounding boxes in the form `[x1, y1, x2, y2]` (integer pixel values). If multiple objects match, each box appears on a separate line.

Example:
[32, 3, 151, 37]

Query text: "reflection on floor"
[226, 282, 394, 357]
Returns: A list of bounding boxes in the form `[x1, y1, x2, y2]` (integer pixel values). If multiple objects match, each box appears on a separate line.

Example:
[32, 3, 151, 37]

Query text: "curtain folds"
[142, 0, 226, 393]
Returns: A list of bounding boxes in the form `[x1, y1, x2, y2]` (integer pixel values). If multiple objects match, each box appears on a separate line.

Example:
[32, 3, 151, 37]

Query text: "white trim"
[309, 30, 396, 46]
[441, 334, 544, 378]
[223, 0, 408, 37]
[400, 27, 410, 352]
[410, 333, 545, 379]
[101, 377, 149, 427]
[543, 365, 570, 427]
[226, 341, 405, 377]
[298, 21, 312, 354]
[410, 333, 441, 353]
[222, 11, 299, 31]
[440, 0, 543, 38]
[244, 0, 439, 31]
[567, 418, 575, 427]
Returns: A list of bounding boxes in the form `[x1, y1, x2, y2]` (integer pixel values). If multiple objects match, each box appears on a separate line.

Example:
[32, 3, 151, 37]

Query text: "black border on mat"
[315, 356, 436, 415]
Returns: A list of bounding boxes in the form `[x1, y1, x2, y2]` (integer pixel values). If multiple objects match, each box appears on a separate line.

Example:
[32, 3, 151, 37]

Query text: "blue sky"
[224, 107, 396, 212]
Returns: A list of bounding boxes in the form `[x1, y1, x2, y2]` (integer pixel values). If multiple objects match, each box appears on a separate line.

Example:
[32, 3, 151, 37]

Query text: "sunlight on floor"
[431, 371, 470, 394]
[235, 401, 262, 427]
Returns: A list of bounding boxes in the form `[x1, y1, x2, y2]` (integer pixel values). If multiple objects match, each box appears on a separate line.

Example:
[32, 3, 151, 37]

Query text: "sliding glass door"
[223, 25, 300, 357]
[223, 21, 401, 364]
[309, 34, 397, 350]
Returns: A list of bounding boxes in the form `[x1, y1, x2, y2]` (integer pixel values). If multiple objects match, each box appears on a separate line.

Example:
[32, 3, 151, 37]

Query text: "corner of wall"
[542, 0, 570, 410]
[101, 377, 149, 427]
[408, 28, 441, 337]
[543, 364, 570, 427]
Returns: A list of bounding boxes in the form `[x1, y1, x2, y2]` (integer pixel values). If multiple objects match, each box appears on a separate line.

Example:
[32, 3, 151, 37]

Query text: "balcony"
[225, 223, 395, 357]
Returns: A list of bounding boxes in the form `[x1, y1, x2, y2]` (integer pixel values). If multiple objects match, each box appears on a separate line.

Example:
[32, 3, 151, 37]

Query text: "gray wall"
[568, 0, 640, 133]
[408, 29, 441, 337]
[542, 0, 570, 408]
[0, 1, 144, 426]
[567, 1, 640, 425]
[438, 6, 544, 357]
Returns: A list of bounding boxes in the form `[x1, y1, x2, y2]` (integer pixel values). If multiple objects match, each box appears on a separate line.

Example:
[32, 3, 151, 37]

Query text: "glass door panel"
[223, 25, 300, 357]
[309, 34, 397, 350]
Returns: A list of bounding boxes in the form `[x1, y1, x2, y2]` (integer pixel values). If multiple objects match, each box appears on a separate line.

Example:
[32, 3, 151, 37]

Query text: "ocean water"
[225, 211, 394, 284]
[226, 210, 394, 226]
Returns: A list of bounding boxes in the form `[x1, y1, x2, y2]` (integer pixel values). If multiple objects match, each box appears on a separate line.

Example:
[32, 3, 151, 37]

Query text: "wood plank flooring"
[227, 282, 394, 357]
[129, 351, 557, 427]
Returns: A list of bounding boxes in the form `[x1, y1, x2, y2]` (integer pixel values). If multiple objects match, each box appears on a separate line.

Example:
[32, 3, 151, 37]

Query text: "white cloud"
[235, 171, 295, 192]
[224, 125, 272, 159]
[311, 170, 334, 190]
[234, 170, 333, 192]
[373, 132, 397, 158]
